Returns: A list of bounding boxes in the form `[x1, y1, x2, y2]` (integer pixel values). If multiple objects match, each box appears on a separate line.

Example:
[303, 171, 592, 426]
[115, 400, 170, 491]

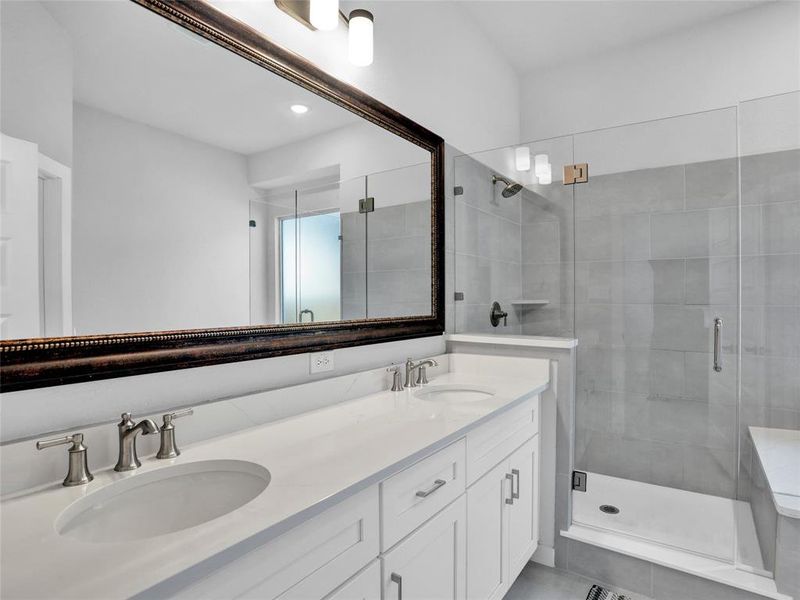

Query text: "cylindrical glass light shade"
[515, 147, 531, 172]
[310, 0, 339, 31]
[534, 153, 551, 184]
[348, 9, 374, 66]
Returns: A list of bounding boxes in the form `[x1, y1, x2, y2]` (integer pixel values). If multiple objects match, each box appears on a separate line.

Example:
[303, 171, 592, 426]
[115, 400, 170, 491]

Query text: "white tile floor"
[504, 563, 653, 600]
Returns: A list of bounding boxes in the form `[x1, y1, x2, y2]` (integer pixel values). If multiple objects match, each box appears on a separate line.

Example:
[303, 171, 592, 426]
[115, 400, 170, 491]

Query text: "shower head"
[491, 174, 523, 198]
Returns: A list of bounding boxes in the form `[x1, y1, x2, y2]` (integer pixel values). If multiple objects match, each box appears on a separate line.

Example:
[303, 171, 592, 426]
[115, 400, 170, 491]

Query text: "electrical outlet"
[310, 351, 334, 374]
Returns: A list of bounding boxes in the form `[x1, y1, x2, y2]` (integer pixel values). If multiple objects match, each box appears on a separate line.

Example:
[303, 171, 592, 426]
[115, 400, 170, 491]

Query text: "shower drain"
[599, 504, 620, 514]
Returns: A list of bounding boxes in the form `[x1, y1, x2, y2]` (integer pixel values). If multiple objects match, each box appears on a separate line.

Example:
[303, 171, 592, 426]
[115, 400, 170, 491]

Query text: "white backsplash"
[0, 336, 448, 495]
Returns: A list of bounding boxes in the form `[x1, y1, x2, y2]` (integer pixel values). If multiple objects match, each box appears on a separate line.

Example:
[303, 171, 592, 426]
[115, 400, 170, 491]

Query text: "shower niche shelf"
[511, 300, 550, 307]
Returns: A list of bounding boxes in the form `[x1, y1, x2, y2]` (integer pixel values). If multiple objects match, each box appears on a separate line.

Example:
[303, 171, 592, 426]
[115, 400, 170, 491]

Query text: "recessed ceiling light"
[290, 104, 309, 114]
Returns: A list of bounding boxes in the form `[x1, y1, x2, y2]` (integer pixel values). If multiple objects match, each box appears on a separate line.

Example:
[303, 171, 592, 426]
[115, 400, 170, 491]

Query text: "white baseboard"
[531, 544, 555, 567]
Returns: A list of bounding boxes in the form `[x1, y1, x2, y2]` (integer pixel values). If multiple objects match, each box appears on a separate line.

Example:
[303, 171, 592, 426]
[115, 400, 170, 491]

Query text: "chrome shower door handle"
[713, 317, 723, 372]
[511, 468, 520, 500]
[391, 573, 402, 600]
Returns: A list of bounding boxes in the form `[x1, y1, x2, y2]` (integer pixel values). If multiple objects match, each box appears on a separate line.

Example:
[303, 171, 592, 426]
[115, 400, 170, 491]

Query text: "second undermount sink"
[414, 383, 496, 403]
[56, 460, 270, 543]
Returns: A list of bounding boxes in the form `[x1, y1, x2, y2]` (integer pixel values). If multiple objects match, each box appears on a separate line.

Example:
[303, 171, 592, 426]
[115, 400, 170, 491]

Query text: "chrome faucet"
[114, 412, 159, 472]
[404, 358, 439, 388]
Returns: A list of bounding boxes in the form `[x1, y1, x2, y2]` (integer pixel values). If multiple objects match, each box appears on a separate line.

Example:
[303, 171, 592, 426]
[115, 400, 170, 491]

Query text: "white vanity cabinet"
[466, 398, 541, 600]
[168, 486, 380, 600]
[382, 496, 467, 600]
[278, 560, 381, 600]
[160, 395, 541, 600]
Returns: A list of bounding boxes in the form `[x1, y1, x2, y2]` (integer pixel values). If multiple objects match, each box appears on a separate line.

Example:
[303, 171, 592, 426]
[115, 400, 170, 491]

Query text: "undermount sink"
[56, 460, 270, 543]
[414, 384, 496, 403]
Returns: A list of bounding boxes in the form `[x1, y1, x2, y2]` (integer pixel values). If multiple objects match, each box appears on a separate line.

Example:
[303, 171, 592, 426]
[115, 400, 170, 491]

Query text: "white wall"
[248, 122, 428, 188]
[0, 0, 73, 166]
[210, 0, 521, 153]
[520, 2, 800, 142]
[72, 103, 252, 334]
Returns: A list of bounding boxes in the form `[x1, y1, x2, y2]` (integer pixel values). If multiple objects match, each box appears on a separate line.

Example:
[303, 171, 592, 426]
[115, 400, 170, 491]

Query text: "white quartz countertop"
[749, 427, 800, 518]
[1, 369, 548, 599]
[446, 333, 578, 349]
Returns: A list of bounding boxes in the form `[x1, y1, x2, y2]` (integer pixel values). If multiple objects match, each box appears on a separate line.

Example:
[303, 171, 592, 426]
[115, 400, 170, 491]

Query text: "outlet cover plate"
[310, 351, 334, 374]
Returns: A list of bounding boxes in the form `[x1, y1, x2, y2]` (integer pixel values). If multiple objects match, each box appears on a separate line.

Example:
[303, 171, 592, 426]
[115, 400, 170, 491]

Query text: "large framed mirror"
[0, 0, 444, 391]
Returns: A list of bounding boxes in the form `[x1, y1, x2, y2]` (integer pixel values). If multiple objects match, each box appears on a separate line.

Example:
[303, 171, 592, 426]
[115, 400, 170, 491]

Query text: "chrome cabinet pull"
[713, 317, 723, 372]
[512, 468, 520, 500]
[505, 472, 514, 505]
[391, 573, 402, 600]
[416, 479, 446, 498]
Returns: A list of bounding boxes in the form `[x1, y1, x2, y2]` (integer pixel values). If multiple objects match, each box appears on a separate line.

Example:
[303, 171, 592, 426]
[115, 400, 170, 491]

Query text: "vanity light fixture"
[274, 1, 374, 67]
[348, 9, 374, 67]
[515, 147, 531, 172]
[534, 153, 552, 185]
[290, 103, 310, 114]
[309, 0, 338, 31]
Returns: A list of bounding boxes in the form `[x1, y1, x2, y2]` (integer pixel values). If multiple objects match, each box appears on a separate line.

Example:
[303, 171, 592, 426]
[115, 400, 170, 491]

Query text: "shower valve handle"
[490, 301, 508, 327]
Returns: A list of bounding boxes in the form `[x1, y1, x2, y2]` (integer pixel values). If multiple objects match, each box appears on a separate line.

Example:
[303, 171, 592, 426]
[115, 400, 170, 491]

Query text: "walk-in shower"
[453, 90, 800, 599]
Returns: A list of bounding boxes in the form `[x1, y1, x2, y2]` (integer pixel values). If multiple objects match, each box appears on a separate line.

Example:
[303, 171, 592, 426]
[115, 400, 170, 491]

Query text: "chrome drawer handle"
[505, 473, 514, 505]
[512, 468, 520, 500]
[416, 479, 446, 498]
[391, 573, 402, 600]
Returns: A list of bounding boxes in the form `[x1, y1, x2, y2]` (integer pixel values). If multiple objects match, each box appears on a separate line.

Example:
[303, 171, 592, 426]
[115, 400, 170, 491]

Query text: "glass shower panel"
[737, 91, 800, 574]
[337, 176, 368, 321]
[571, 107, 741, 562]
[452, 136, 574, 334]
[364, 162, 432, 318]
[249, 190, 296, 325]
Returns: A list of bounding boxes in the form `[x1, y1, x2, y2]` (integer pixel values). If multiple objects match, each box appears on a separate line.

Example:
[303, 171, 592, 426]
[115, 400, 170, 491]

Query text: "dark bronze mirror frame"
[0, 0, 445, 393]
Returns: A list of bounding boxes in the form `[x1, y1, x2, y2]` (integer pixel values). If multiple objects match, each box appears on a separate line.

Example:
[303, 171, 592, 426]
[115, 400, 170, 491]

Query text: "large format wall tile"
[574, 165, 684, 218]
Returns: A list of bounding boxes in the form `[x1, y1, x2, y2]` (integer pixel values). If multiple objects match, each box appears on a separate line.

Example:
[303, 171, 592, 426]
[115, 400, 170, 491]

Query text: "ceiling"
[43, 1, 361, 155]
[459, 0, 765, 74]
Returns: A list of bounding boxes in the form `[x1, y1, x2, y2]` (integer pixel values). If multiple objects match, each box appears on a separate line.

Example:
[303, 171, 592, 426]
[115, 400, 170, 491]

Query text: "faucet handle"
[162, 407, 194, 426]
[36, 432, 85, 450]
[36, 433, 94, 486]
[387, 367, 403, 392]
[157, 408, 194, 459]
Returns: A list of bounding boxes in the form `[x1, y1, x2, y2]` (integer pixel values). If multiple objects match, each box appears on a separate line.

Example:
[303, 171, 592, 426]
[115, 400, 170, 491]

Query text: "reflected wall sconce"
[275, 0, 374, 67]
[515, 147, 531, 172]
[534, 153, 552, 185]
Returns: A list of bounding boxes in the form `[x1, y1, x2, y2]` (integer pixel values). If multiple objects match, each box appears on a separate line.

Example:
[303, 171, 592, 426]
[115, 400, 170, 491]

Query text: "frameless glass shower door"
[570, 107, 744, 564]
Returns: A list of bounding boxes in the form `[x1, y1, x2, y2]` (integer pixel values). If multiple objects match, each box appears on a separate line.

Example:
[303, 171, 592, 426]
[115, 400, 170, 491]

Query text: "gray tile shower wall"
[453, 154, 524, 333]
[569, 149, 799, 499]
[520, 182, 575, 338]
[340, 199, 431, 319]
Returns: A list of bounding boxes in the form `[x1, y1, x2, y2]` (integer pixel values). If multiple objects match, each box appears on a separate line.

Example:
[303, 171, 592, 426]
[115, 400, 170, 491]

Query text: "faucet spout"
[131, 419, 159, 436]
[114, 413, 159, 472]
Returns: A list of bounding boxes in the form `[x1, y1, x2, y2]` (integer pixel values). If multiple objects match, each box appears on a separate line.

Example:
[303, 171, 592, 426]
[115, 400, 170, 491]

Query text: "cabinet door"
[280, 560, 380, 600]
[506, 435, 540, 581]
[326, 561, 380, 600]
[466, 460, 511, 600]
[382, 496, 466, 600]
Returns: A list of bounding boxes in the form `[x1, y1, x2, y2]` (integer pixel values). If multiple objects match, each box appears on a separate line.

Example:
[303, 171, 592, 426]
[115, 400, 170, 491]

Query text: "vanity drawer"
[380, 439, 466, 551]
[167, 485, 379, 600]
[466, 395, 539, 486]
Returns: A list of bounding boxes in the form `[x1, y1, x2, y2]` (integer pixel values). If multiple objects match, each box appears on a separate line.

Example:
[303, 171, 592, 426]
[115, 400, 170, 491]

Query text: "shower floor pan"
[563, 472, 789, 600]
